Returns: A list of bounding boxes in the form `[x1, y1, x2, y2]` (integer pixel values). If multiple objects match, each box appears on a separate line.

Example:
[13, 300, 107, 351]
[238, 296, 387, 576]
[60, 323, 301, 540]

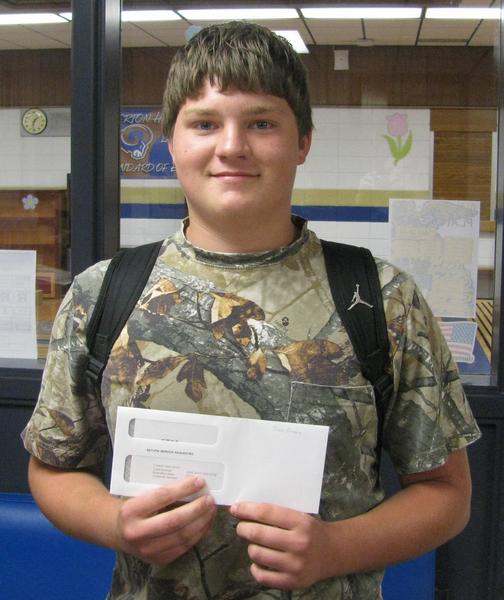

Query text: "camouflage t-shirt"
[22, 219, 480, 600]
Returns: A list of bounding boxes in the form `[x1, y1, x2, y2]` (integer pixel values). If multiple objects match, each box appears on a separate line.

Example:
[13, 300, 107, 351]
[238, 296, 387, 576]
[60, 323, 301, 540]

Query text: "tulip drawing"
[383, 113, 413, 165]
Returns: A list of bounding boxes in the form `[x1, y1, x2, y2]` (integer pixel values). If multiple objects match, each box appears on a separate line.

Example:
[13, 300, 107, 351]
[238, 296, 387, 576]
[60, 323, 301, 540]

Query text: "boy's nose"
[215, 124, 249, 158]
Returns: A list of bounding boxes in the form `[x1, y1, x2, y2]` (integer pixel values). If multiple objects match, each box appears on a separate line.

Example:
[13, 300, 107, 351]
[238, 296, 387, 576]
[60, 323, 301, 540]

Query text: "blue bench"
[382, 551, 435, 600]
[0, 493, 434, 599]
[0, 493, 115, 599]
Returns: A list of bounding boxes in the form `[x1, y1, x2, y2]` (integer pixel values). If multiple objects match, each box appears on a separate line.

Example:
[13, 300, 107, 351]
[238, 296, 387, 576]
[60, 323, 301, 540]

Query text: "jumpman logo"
[347, 284, 373, 311]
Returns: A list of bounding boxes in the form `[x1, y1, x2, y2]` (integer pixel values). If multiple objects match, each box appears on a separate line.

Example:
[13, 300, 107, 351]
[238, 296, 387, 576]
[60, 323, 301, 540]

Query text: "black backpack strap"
[320, 240, 393, 457]
[86, 240, 163, 390]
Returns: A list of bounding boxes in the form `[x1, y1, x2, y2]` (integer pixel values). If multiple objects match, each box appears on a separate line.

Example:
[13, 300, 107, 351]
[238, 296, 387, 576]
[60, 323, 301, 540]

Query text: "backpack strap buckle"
[374, 373, 394, 402]
[86, 356, 104, 385]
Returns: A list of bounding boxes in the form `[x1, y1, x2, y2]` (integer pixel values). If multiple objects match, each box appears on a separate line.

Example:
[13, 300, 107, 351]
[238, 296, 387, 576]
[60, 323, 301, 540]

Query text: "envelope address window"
[129, 418, 218, 445]
[124, 455, 224, 490]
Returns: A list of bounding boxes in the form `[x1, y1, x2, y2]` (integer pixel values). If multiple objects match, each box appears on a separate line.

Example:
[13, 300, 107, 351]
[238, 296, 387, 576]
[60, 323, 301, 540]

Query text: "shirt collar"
[173, 215, 309, 268]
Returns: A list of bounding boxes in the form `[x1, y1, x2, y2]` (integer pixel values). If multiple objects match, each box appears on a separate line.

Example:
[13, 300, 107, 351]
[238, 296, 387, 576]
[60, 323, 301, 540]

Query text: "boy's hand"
[229, 502, 333, 589]
[116, 476, 216, 565]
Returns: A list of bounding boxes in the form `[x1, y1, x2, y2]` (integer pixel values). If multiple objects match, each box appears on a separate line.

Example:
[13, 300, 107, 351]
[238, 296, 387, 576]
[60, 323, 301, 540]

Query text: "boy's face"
[168, 80, 311, 229]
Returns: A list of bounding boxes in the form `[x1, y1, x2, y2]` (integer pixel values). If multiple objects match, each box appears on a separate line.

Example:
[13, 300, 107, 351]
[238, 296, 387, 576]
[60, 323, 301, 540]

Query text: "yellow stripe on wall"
[120, 187, 185, 204]
[120, 186, 430, 206]
[292, 189, 431, 206]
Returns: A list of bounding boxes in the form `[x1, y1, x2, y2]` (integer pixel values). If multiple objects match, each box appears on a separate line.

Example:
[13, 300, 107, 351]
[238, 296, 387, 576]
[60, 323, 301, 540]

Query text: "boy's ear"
[297, 131, 312, 166]
[167, 138, 173, 155]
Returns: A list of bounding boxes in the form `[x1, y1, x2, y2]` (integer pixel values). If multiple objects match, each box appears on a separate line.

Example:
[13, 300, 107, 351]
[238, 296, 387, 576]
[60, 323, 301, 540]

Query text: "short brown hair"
[162, 21, 313, 139]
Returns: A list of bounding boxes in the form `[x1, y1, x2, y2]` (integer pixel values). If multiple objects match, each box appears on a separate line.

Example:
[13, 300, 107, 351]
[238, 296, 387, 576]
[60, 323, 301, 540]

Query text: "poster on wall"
[120, 108, 175, 179]
[389, 198, 479, 318]
[0, 250, 37, 360]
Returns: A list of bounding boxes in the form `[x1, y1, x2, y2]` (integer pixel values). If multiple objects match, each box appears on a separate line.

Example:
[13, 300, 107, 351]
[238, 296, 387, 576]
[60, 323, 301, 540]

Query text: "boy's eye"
[253, 120, 272, 130]
[195, 121, 215, 131]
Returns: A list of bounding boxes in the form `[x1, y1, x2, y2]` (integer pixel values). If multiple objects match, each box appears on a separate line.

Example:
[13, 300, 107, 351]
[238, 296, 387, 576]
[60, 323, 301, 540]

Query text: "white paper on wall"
[0, 250, 37, 359]
[389, 199, 479, 318]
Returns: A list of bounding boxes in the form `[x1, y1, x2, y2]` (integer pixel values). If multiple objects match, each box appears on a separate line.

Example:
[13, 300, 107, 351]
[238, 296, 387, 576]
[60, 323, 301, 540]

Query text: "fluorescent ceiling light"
[301, 7, 422, 19]
[122, 10, 180, 22]
[274, 30, 309, 53]
[0, 13, 67, 25]
[179, 8, 298, 20]
[61, 11, 182, 23]
[426, 8, 500, 20]
[59, 13, 72, 20]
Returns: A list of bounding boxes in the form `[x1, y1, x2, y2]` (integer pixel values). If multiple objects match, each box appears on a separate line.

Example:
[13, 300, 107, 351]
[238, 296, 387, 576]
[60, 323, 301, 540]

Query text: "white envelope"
[110, 406, 329, 514]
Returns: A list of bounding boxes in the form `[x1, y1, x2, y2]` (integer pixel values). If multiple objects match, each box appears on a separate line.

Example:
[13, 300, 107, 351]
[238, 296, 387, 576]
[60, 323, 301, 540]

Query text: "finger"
[151, 495, 217, 544]
[137, 493, 216, 540]
[230, 502, 300, 529]
[235, 520, 291, 551]
[165, 503, 216, 554]
[123, 476, 206, 519]
[250, 562, 294, 590]
[247, 543, 293, 572]
[129, 498, 217, 563]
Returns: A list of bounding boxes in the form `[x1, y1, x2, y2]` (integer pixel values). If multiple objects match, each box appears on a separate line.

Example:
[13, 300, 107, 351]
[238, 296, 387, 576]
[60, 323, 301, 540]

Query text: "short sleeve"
[383, 274, 481, 475]
[21, 262, 110, 469]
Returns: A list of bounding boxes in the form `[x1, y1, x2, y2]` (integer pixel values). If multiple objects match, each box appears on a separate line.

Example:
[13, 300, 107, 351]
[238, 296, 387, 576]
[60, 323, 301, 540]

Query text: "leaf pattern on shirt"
[46, 408, 76, 436]
[176, 355, 207, 402]
[141, 277, 182, 315]
[210, 293, 265, 346]
[139, 355, 187, 386]
[273, 339, 344, 383]
[246, 349, 267, 380]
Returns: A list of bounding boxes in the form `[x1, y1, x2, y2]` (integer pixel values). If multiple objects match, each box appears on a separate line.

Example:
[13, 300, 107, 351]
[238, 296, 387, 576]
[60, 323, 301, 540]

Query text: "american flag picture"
[438, 321, 477, 364]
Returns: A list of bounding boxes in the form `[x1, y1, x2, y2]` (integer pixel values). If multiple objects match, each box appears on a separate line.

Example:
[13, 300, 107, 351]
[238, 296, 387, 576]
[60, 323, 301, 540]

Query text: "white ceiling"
[0, 0, 498, 50]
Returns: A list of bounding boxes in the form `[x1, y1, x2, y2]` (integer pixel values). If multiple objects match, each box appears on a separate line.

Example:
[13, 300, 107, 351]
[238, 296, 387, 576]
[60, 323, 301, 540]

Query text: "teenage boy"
[23, 21, 480, 599]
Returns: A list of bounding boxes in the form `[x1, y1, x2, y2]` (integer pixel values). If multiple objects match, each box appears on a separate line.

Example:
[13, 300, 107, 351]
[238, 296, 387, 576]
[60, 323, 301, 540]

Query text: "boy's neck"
[184, 214, 298, 254]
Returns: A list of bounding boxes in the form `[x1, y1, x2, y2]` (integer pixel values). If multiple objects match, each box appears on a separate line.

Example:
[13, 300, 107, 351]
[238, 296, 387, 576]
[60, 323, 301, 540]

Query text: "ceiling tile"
[417, 39, 467, 46]
[121, 22, 173, 47]
[187, 17, 298, 30]
[0, 26, 68, 48]
[306, 20, 363, 45]
[419, 19, 480, 43]
[469, 20, 499, 46]
[459, 0, 496, 6]
[0, 37, 24, 49]
[24, 22, 71, 45]
[131, 21, 198, 46]
[364, 20, 419, 45]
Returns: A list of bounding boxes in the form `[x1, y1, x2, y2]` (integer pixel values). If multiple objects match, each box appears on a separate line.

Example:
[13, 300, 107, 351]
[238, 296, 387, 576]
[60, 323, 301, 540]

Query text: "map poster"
[389, 199, 479, 318]
[120, 108, 176, 179]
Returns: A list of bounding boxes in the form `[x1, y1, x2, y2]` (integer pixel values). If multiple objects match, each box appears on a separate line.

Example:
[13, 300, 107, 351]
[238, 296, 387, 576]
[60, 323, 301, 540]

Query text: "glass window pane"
[118, 6, 498, 382]
[0, 23, 72, 362]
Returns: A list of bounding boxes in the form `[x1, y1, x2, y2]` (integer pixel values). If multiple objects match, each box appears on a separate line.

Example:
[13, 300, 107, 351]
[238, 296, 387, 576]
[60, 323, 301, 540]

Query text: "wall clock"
[21, 107, 48, 135]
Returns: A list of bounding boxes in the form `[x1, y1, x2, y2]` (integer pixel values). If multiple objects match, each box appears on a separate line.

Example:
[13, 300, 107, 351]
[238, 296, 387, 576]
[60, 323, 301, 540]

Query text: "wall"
[120, 106, 431, 249]
[0, 45, 497, 109]
[122, 45, 496, 108]
[0, 49, 70, 107]
[0, 45, 496, 268]
[0, 105, 495, 270]
[0, 109, 70, 187]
